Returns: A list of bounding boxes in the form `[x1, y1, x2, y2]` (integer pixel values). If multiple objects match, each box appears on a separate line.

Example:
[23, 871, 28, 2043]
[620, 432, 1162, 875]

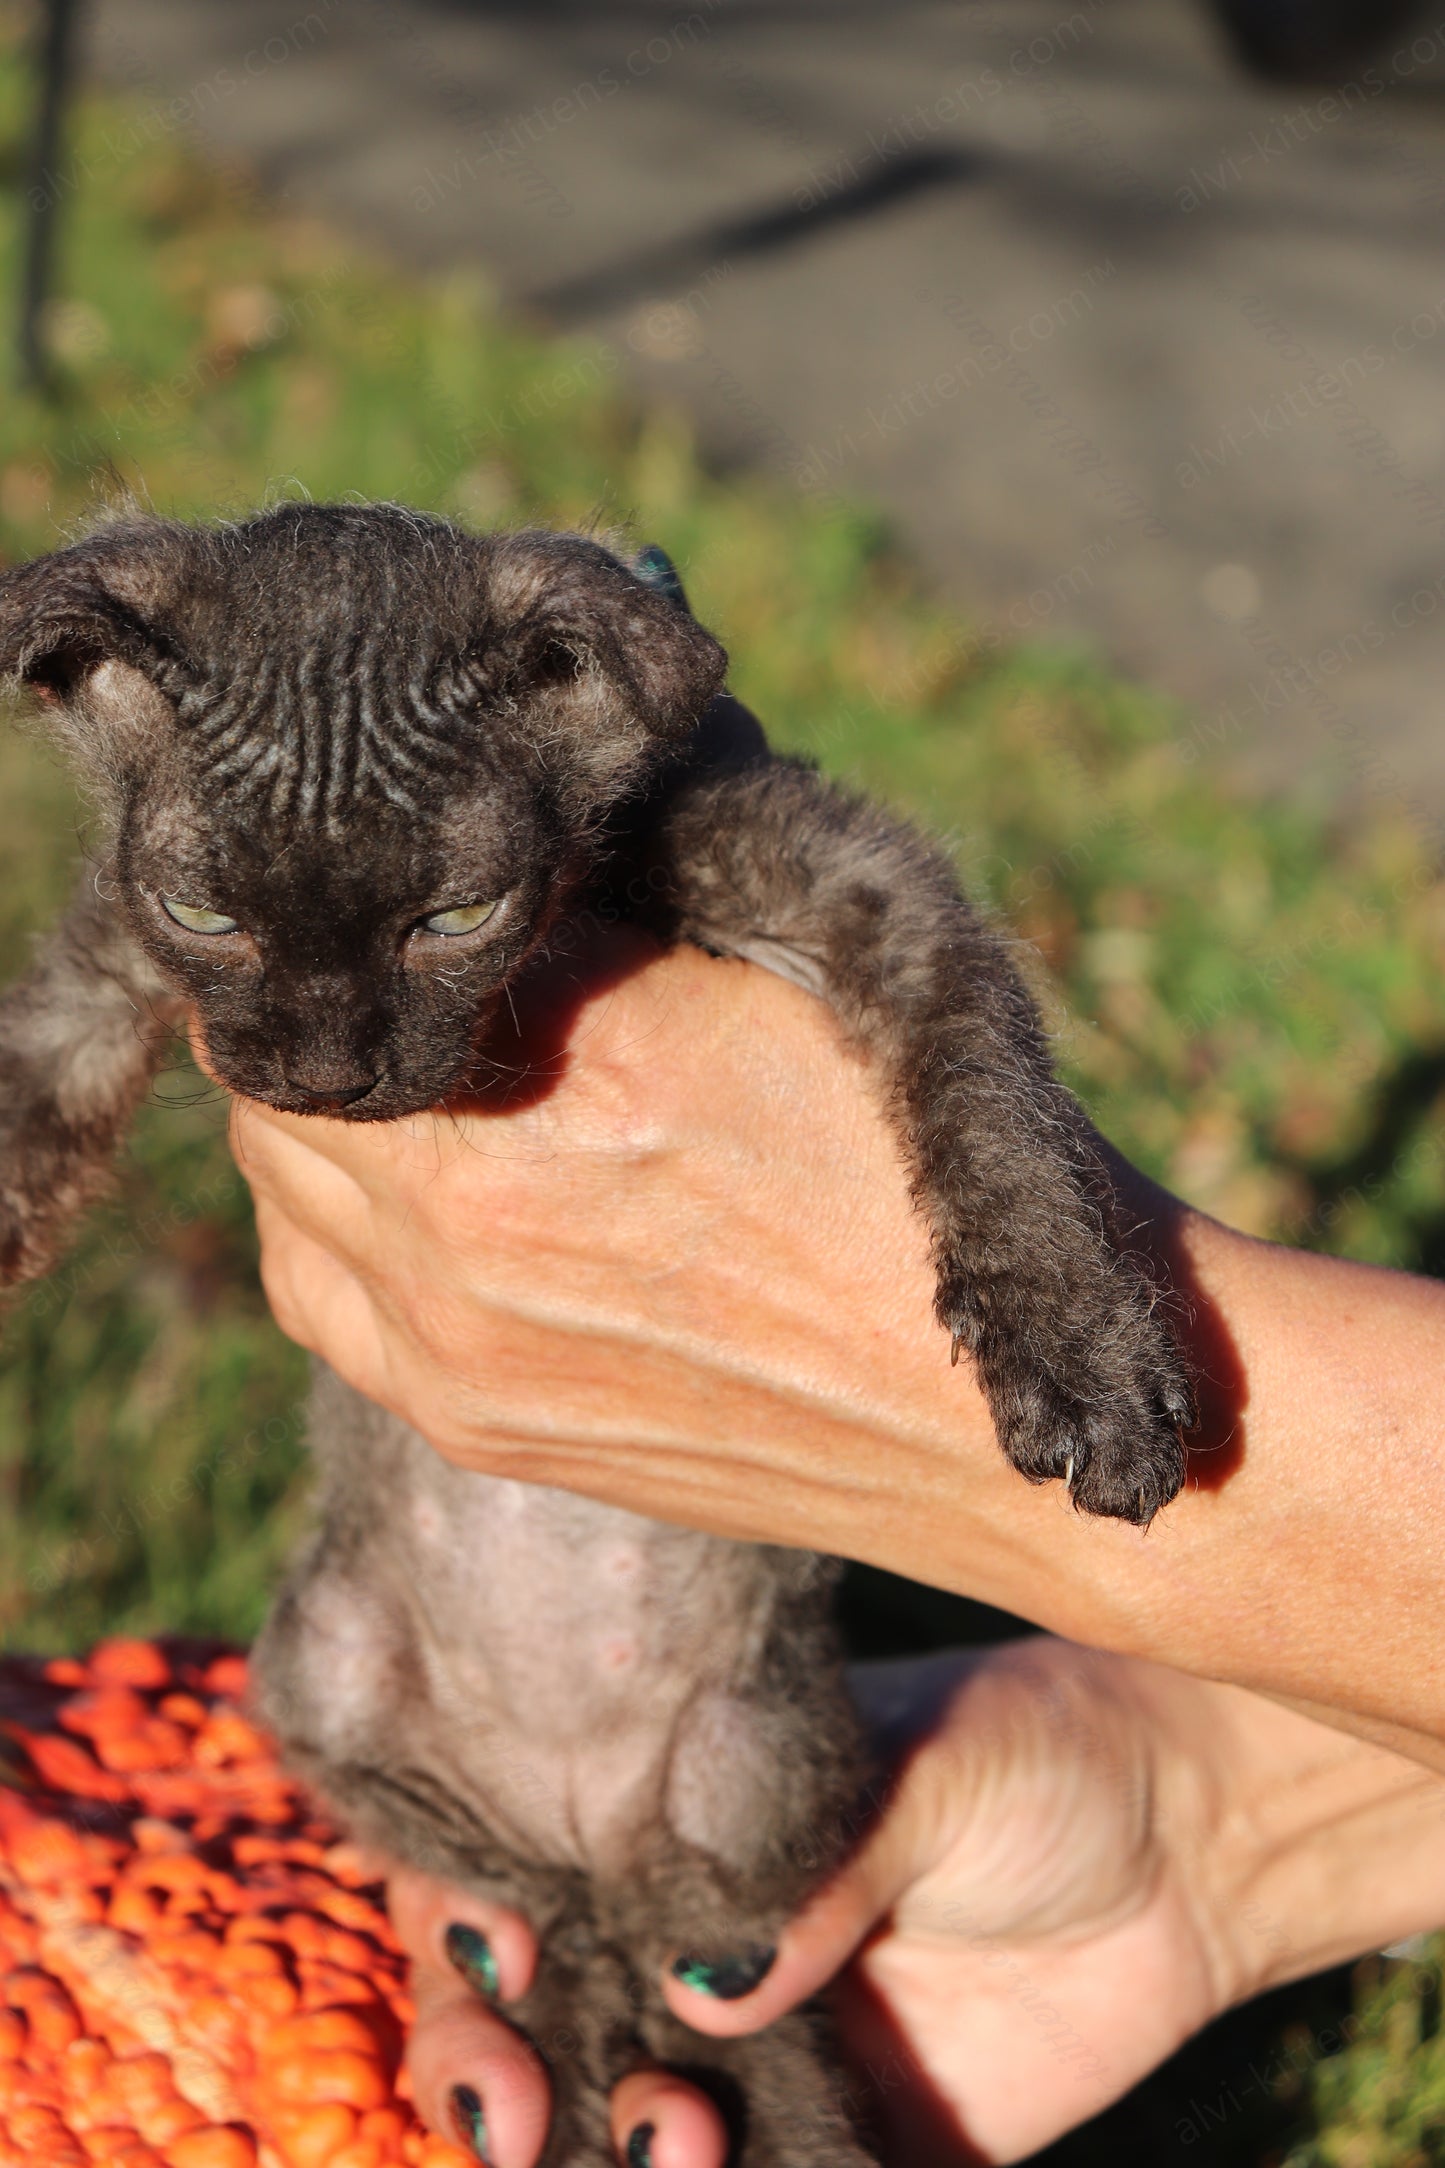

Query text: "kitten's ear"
[0, 524, 195, 788]
[481, 532, 728, 797]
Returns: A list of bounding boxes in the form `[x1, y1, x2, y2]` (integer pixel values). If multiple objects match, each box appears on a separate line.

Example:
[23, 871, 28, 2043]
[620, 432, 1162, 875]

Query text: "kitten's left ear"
[0, 521, 199, 792]
[479, 531, 728, 797]
[0, 522, 194, 696]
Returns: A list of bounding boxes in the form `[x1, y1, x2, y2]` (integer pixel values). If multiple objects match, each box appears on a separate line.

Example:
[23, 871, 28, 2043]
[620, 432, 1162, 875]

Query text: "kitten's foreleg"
[0, 873, 180, 1283]
[650, 760, 1194, 1525]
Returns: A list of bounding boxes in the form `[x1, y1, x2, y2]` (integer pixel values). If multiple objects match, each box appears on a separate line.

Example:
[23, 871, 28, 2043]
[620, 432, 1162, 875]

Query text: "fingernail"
[626, 2123, 656, 2168]
[670, 1944, 776, 1999]
[445, 1921, 500, 2000]
[451, 2082, 491, 2161]
[633, 543, 689, 610]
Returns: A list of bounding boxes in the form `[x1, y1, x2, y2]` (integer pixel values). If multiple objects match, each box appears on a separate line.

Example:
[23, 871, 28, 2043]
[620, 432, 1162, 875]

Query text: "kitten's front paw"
[0, 1098, 102, 1287]
[0, 1176, 63, 1286]
[948, 1279, 1195, 1526]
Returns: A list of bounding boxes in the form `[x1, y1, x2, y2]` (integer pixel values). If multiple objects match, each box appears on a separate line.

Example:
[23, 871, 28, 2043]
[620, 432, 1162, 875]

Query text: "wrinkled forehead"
[150, 516, 496, 824]
[167, 627, 492, 824]
[127, 713, 538, 897]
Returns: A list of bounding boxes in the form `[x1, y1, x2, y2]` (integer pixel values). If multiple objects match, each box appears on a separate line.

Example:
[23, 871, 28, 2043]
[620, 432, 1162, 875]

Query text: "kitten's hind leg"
[651, 761, 1195, 1526]
[0, 872, 179, 1283]
[646, 2009, 880, 2167]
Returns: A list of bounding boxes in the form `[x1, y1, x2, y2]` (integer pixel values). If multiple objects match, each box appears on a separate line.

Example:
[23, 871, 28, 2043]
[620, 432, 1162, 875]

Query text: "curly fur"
[0, 505, 1194, 2165]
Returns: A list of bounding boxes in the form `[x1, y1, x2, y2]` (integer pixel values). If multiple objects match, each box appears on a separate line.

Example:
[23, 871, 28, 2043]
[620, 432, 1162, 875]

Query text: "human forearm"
[1049, 1198, 1445, 1765]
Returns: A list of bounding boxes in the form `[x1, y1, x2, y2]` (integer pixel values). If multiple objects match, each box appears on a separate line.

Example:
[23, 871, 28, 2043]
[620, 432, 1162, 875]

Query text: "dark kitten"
[0, 505, 1194, 2166]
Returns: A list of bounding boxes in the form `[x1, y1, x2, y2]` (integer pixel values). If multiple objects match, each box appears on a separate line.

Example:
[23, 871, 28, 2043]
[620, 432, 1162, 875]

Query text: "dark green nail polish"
[670, 1944, 776, 1999]
[626, 2122, 656, 2168]
[633, 544, 689, 612]
[445, 1921, 500, 2000]
[451, 2081, 491, 2161]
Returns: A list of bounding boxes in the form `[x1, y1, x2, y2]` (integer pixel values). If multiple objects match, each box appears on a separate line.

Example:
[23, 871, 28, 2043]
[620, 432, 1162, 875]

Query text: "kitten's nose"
[286, 1075, 379, 1108]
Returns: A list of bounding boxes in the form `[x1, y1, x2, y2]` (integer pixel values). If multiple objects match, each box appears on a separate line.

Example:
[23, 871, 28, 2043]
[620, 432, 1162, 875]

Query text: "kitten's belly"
[333, 1428, 781, 1879]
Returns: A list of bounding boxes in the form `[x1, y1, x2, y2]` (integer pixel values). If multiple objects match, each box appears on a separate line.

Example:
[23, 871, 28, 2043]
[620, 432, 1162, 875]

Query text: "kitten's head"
[0, 504, 726, 1116]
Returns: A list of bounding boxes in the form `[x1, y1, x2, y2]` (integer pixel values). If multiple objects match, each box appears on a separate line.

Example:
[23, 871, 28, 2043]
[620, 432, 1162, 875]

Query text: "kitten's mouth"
[204, 1041, 480, 1122]
[284, 1074, 379, 1111]
[254, 1072, 468, 1123]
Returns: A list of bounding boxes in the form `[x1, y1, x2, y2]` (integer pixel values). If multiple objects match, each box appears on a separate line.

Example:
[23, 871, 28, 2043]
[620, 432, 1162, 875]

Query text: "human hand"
[384, 1637, 1210, 2166]
[222, 926, 1445, 1748]
[382, 1635, 1445, 2167]
[225, 929, 1052, 1603]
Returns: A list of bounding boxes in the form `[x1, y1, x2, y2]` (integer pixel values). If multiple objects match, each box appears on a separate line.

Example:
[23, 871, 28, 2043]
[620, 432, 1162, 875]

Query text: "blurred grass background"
[0, 7, 1440, 2161]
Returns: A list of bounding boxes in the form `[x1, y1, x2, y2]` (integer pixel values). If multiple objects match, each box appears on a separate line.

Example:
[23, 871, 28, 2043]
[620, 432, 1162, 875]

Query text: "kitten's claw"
[1004, 1352, 1190, 1526]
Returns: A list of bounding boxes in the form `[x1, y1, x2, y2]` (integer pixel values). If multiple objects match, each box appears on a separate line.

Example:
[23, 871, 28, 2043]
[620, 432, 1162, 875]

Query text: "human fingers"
[408, 1981, 730, 2168]
[228, 1091, 385, 1236]
[407, 1967, 551, 2166]
[248, 1189, 397, 1393]
[390, 1868, 550, 2166]
[660, 1765, 934, 2040]
[660, 1642, 1138, 2044]
[609, 2069, 729, 2168]
[388, 1865, 540, 2003]
[391, 1869, 728, 2168]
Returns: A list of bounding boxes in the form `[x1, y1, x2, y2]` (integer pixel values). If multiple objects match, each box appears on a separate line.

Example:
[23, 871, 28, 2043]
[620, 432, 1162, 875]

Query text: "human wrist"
[976, 1191, 1445, 1758]
[1132, 1661, 1445, 2009]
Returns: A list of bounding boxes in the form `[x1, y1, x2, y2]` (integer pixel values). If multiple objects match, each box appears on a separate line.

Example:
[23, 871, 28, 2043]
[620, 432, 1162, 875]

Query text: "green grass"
[1283, 1950, 1445, 2167]
[0, 8, 1440, 2159]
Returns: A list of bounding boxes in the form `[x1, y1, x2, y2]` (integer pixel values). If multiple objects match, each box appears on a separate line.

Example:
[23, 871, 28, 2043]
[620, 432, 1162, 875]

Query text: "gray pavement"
[85, 0, 1445, 822]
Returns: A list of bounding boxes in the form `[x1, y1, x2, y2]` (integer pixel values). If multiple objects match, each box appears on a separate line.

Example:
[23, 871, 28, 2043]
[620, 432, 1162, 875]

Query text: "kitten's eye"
[161, 896, 240, 936]
[421, 900, 500, 937]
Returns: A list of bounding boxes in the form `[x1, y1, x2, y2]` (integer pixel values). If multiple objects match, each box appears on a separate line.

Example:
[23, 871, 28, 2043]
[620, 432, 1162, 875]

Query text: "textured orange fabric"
[0, 1642, 470, 2168]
